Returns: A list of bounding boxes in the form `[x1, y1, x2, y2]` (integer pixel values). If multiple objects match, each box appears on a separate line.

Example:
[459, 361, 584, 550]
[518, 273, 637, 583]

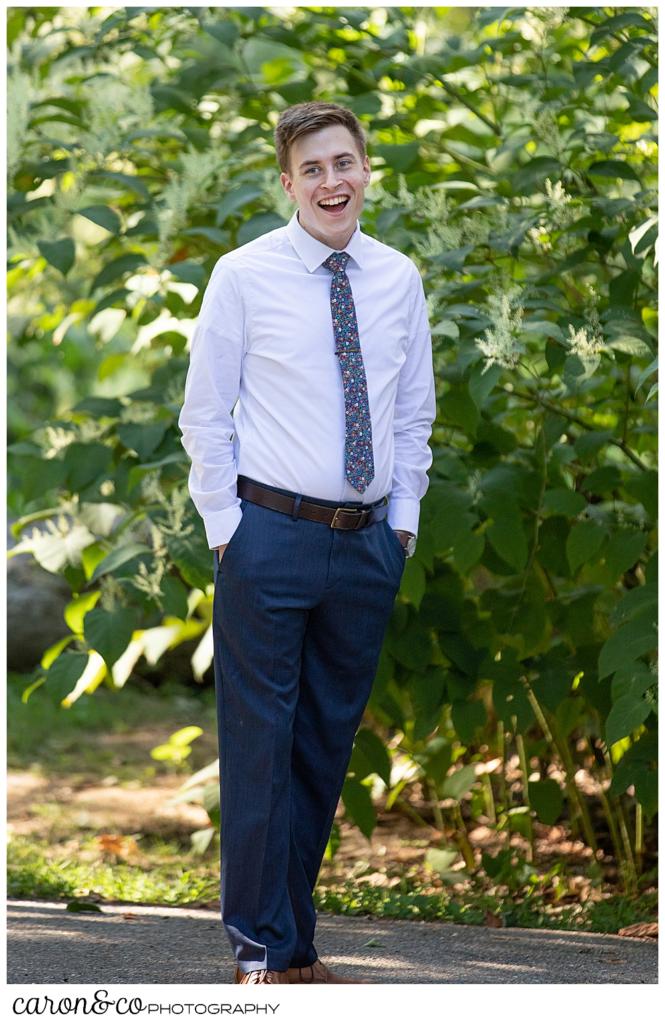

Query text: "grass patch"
[9, 836, 657, 935]
[8, 834, 219, 907]
[314, 881, 659, 934]
[7, 671, 218, 780]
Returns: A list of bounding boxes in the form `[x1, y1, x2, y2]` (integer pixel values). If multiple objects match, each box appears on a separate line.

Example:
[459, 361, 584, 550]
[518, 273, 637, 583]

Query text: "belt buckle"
[331, 506, 366, 530]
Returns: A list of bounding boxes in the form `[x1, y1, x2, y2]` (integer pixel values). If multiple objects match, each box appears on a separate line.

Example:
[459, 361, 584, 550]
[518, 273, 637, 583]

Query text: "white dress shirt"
[178, 208, 436, 549]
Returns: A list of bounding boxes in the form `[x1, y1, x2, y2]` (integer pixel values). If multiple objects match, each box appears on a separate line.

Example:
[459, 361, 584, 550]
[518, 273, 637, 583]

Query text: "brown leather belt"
[236, 476, 389, 530]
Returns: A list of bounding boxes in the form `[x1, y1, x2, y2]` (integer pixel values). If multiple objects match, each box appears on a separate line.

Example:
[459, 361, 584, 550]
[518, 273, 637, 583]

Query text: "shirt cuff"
[203, 504, 243, 549]
[387, 497, 420, 537]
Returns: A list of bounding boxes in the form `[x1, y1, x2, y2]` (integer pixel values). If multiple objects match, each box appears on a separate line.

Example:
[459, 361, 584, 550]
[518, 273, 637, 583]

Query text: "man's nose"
[322, 165, 342, 188]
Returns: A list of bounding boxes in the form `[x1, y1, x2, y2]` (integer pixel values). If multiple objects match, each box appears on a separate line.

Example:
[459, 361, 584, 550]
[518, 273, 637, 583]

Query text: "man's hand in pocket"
[216, 543, 229, 562]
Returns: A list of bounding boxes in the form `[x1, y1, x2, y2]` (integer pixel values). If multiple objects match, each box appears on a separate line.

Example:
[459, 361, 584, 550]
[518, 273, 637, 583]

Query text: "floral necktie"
[322, 251, 375, 494]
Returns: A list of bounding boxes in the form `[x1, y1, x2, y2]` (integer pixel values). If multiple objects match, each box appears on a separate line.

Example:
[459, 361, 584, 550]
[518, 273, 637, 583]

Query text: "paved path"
[6, 899, 657, 985]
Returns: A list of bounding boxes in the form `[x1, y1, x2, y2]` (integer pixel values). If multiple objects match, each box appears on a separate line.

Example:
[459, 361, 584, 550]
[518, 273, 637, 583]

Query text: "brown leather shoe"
[234, 967, 289, 984]
[286, 959, 369, 984]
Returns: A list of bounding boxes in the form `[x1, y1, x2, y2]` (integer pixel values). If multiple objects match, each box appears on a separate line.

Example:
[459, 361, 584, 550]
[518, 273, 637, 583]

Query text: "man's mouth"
[318, 195, 350, 213]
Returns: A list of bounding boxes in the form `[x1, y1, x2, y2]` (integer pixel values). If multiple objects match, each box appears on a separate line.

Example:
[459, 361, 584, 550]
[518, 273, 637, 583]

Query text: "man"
[178, 101, 435, 984]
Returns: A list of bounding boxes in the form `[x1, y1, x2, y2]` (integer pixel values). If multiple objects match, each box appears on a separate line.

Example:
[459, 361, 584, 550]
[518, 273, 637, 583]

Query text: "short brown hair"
[274, 102, 367, 174]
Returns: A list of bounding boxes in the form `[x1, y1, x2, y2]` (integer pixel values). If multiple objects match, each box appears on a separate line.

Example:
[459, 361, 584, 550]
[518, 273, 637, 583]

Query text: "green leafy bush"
[8, 6, 657, 891]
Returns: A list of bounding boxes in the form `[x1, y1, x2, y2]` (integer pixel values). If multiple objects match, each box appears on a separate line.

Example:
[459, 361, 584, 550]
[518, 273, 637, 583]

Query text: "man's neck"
[296, 209, 355, 251]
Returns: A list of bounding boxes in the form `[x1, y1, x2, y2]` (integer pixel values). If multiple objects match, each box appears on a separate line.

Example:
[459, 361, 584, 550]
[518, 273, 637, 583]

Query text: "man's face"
[280, 124, 371, 250]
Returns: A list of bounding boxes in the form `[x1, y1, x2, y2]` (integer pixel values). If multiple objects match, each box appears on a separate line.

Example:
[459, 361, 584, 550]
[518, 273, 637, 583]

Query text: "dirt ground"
[6, 764, 599, 903]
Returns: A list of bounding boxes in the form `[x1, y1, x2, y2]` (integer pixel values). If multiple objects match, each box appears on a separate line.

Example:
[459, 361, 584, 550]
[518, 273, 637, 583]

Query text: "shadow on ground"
[7, 900, 658, 985]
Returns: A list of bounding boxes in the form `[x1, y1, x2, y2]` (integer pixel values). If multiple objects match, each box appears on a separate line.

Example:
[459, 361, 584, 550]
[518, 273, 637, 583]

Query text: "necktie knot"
[323, 251, 350, 274]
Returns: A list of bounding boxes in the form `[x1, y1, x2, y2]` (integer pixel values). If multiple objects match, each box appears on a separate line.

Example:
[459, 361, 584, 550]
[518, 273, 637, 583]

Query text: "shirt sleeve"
[387, 261, 436, 537]
[177, 258, 245, 549]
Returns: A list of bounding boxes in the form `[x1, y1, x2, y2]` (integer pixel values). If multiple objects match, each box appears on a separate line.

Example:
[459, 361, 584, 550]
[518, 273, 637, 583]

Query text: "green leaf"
[582, 466, 621, 493]
[159, 575, 190, 621]
[83, 606, 136, 669]
[416, 736, 453, 787]
[341, 778, 376, 839]
[598, 610, 656, 680]
[236, 212, 287, 246]
[542, 488, 586, 516]
[374, 142, 420, 171]
[424, 846, 467, 882]
[512, 157, 561, 193]
[46, 651, 89, 703]
[607, 336, 653, 357]
[529, 779, 564, 825]
[72, 396, 123, 418]
[441, 764, 477, 801]
[167, 533, 213, 592]
[63, 442, 112, 491]
[349, 728, 391, 787]
[451, 530, 485, 574]
[587, 160, 641, 182]
[610, 580, 656, 628]
[603, 528, 646, 579]
[451, 699, 487, 744]
[90, 543, 152, 582]
[487, 512, 528, 571]
[611, 665, 654, 703]
[216, 185, 264, 224]
[492, 675, 534, 731]
[623, 470, 657, 522]
[605, 695, 652, 746]
[90, 253, 145, 293]
[168, 260, 206, 288]
[566, 520, 606, 572]
[574, 430, 613, 459]
[399, 557, 427, 609]
[66, 900, 103, 913]
[411, 667, 447, 741]
[387, 618, 433, 672]
[88, 169, 150, 199]
[37, 238, 75, 275]
[117, 422, 168, 461]
[78, 204, 121, 234]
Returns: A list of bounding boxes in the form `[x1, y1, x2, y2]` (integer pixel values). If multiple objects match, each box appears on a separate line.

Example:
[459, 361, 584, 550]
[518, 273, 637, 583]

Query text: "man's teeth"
[319, 196, 349, 207]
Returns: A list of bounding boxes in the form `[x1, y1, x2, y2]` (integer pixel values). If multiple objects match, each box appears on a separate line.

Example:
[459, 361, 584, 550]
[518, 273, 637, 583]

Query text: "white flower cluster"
[158, 484, 193, 539]
[132, 557, 166, 607]
[261, 169, 296, 222]
[40, 419, 105, 457]
[7, 65, 34, 178]
[474, 285, 525, 374]
[99, 575, 125, 613]
[42, 425, 77, 458]
[140, 471, 166, 505]
[120, 401, 159, 425]
[131, 520, 169, 608]
[80, 77, 155, 161]
[157, 145, 227, 255]
[532, 109, 562, 153]
[366, 174, 414, 211]
[528, 178, 575, 252]
[520, 7, 569, 48]
[564, 285, 608, 377]
[566, 324, 605, 360]
[140, 474, 193, 539]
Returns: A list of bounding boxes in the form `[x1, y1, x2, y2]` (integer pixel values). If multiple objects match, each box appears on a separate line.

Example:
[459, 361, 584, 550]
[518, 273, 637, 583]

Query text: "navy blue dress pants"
[211, 480, 406, 972]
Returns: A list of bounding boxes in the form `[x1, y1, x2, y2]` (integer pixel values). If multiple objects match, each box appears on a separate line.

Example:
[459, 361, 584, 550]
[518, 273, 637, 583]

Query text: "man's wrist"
[393, 529, 416, 557]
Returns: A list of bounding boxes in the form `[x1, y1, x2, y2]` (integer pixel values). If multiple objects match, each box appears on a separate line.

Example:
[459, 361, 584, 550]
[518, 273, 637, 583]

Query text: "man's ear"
[361, 156, 371, 185]
[280, 171, 296, 201]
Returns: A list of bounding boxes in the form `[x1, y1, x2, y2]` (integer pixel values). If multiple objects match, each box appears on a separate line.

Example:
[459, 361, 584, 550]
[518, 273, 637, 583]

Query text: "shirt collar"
[286, 208, 365, 272]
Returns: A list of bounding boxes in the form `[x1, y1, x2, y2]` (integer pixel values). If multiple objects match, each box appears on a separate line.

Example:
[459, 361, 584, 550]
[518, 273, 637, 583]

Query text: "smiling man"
[178, 101, 436, 984]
